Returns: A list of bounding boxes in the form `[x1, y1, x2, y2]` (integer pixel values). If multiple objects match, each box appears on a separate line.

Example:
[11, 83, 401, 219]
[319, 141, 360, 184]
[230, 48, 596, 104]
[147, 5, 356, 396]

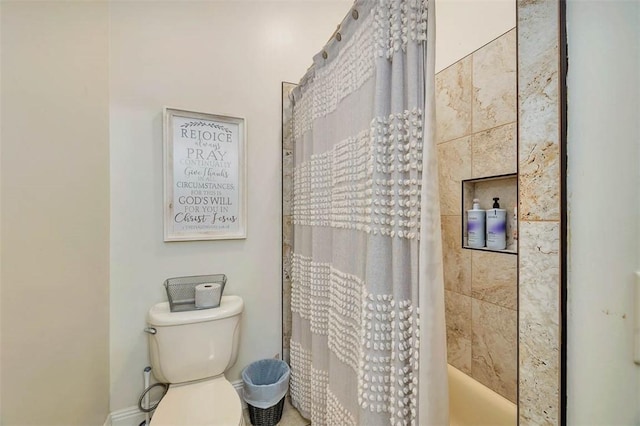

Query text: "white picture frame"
[163, 107, 246, 241]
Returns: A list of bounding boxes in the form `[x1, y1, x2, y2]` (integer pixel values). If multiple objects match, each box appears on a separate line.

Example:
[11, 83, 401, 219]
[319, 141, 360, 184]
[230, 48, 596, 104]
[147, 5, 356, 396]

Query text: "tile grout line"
[445, 287, 518, 313]
[437, 119, 517, 147]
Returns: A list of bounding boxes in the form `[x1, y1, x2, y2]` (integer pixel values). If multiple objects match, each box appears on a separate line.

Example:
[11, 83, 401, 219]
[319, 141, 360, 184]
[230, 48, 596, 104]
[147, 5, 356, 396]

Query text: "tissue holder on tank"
[164, 274, 227, 312]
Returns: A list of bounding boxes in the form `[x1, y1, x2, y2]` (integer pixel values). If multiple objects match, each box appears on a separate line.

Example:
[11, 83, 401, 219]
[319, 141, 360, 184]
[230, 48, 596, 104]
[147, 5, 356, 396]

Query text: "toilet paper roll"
[195, 283, 222, 309]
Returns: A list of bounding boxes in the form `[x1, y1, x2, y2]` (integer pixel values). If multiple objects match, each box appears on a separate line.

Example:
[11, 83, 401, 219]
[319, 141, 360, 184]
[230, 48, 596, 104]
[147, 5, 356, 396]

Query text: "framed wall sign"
[164, 108, 246, 241]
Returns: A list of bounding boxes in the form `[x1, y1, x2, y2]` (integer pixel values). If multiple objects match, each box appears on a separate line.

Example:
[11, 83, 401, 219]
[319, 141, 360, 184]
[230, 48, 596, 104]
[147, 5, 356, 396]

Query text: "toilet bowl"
[146, 296, 244, 426]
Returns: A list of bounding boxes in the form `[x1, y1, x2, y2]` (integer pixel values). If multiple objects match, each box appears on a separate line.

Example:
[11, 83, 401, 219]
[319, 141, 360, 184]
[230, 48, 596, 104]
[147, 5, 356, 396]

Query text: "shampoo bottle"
[486, 197, 507, 250]
[467, 198, 485, 248]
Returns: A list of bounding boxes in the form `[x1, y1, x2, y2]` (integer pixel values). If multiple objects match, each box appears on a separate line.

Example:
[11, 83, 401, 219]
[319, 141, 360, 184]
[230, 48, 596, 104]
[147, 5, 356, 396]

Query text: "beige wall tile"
[472, 29, 517, 133]
[283, 214, 293, 356]
[448, 336, 472, 375]
[519, 139, 560, 221]
[283, 215, 293, 284]
[471, 299, 517, 403]
[519, 220, 560, 425]
[472, 177, 517, 214]
[518, 1, 560, 223]
[437, 136, 472, 216]
[282, 82, 296, 363]
[518, 0, 562, 423]
[442, 216, 471, 295]
[445, 290, 472, 373]
[471, 122, 517, 178]
[283, 277, 292, 352]
[436, 56, 472, 144]
[283, 149, 293, 216]
[282, 83, 296, 151]
[471, 251, 517, 310]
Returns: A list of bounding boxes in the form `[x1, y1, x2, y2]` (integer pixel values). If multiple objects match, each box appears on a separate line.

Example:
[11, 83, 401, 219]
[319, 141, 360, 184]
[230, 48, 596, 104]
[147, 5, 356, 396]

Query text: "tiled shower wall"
[282, 82, 296, 364]
[517, 1, 563, 423]
[435, 29, 518, 402]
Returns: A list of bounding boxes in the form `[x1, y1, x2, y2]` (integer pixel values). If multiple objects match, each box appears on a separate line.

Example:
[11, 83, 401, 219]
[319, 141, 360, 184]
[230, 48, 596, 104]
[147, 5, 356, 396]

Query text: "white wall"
[566, 1, 640, 424]
[109, 1, 351, 412]
[435, 0, 515, 72]
[0, 2, 110, 424]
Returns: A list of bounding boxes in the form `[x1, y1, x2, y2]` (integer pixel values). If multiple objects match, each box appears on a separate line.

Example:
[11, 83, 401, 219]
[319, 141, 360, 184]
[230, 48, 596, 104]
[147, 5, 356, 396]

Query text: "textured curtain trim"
[418, 0, 450, 424]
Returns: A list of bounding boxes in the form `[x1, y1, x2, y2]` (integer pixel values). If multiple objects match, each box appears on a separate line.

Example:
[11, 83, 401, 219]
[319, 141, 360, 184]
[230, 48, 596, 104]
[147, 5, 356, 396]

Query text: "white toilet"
[146, 295, 245, 426]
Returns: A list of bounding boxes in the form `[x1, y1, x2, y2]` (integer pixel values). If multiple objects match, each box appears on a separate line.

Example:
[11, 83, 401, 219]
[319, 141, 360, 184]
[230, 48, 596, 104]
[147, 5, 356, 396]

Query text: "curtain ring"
[336, 32, 342, 42]
[322, 50, 328, 59]
[352, 9, 359, 20]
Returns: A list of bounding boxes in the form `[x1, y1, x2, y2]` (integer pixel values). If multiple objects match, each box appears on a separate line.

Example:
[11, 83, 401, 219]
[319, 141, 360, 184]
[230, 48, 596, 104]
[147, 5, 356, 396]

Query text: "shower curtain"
[290, 1, 447, 425]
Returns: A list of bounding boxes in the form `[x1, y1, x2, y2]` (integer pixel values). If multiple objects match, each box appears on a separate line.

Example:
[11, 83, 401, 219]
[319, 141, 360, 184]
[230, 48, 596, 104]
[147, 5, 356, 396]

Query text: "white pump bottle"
[467, 198, 485, 248]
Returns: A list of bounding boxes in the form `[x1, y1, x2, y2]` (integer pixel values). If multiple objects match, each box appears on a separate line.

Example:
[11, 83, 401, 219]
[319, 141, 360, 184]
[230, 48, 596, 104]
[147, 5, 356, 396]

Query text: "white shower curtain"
[290, 1, 447, 425]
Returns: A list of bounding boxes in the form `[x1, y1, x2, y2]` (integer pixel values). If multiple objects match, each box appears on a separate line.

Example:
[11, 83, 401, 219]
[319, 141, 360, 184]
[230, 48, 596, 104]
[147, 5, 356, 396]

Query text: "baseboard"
[105, 380, 246, 426]
[108, 405, 146, 426]
[232, 379, 247, 409]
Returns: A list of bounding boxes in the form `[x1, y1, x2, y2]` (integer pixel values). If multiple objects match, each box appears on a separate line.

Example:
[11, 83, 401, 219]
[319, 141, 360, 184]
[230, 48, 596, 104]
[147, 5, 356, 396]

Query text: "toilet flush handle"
[144, 327, 157, 335]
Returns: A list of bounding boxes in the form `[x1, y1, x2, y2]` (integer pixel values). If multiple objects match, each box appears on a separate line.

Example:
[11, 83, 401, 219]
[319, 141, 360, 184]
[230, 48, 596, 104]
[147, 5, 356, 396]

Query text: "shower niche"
[461, 174, 517, 254]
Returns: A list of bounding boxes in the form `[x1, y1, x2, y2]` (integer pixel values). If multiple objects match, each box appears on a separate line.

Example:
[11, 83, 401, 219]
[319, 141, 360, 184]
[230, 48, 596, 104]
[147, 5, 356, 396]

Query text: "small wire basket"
[164, 274, 227, 312]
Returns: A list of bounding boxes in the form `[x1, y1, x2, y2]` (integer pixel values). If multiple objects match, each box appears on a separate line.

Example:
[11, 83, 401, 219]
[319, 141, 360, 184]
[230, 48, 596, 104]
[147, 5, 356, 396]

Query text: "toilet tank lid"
[147, 295, 244, 326]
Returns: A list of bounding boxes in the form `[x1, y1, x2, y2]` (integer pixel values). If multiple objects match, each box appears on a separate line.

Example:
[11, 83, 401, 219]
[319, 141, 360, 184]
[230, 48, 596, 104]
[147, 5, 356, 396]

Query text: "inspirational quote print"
[168, 113, 244, 239]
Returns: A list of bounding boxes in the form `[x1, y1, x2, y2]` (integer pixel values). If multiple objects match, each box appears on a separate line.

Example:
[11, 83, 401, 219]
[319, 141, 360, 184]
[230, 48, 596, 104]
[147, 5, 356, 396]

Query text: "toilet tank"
[146, 295, 243, 384]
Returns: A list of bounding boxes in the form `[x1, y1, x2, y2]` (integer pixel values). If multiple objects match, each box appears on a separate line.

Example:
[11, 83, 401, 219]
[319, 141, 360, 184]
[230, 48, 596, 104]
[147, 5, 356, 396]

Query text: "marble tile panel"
[518, 1, 562, 423]
[437, 136, 472, 216]
[282, 83, 296, 151]
[436, 55, 472, 144]
[471, 299, 517, 403]
[518, 1, 560, 223]
[472, 29, 517, 133]
[519, 139, 560, 222]
[518, 220, 560, 425]
[282, 82, 296, 363]
[445, 289, 472, 339]
[283, 280, 292, 352]
[471, 122, 517, 178]
[471, 251, 517, 310]
[283, 149, 293, 216]
[445, 289, 472, 373]
[441, 216, 471, 296]
[448, 336, 471, 375]
[283, 213, 293, 354]
[283, 215, 293, 276]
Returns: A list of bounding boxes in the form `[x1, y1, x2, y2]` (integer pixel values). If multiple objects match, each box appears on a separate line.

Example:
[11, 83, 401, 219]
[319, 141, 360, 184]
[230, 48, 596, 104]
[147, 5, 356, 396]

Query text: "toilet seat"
[150, 376, 244, 426]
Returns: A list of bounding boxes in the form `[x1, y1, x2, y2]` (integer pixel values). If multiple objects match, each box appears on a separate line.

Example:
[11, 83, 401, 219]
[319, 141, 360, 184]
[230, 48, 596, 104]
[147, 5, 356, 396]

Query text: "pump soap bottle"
[467, 198, 485, 248]
[486, 197, 507, 250]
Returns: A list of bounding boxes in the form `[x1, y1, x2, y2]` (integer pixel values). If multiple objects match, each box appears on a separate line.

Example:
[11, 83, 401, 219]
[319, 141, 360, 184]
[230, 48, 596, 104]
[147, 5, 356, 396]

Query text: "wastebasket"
[242, 359, 290, 426]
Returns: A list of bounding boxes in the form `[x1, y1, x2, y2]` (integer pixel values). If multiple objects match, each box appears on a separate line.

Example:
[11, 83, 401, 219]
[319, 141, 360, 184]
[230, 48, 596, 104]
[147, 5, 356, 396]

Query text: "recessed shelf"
[462, 243, 517, 255]
[461, 173, 518, 254]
